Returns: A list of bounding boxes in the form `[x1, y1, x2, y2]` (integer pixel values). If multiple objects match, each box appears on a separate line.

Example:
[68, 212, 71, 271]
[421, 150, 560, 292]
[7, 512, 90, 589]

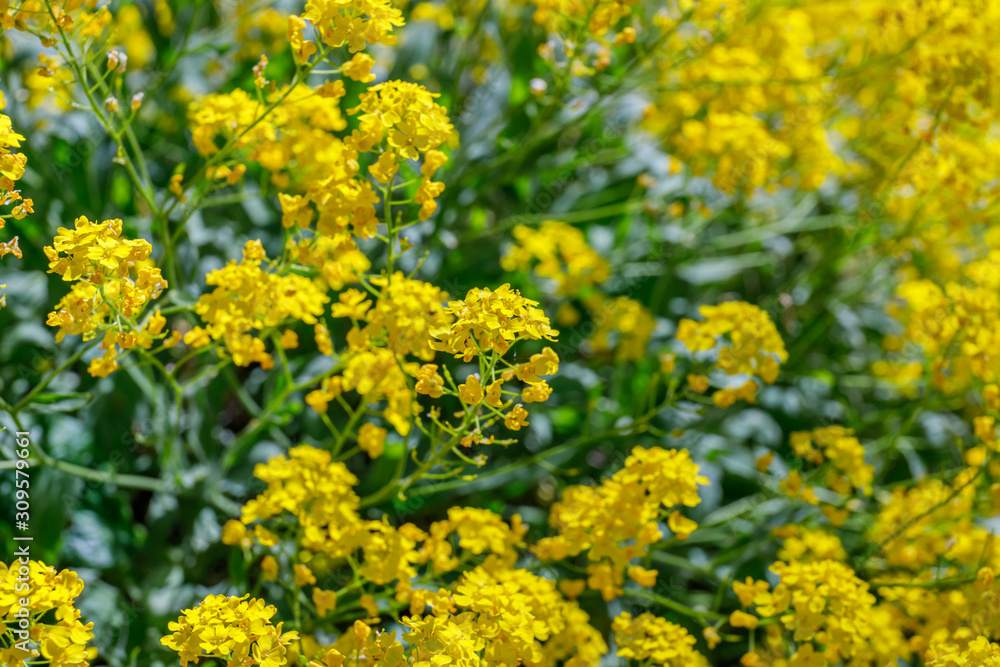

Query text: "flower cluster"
[188, 1, 451, 246]
[160, 594, 298, 667]
[331, 273, 452, 360]
[307, 340, 420, 435]
[774, 525, 847, 563]
[638, 0, 1000, 222]
[787, 426, 874, 500]
[401, 566, 607, 667]
[0, 560, 96, 667]
[525, 0, 640, 72]
[297, 0, 403, 54]
[887, 256, 1000, 397]
[738, 560, 908, 666]
[44, 217, 169, 377]
[501, 221, 610, 298]
[231, 445, 366, 557]
[304, 274, 456, 436]
[868, 467, 980, 570]
[0, 95, 27, 201]
[210, 443, 614, 667]
[285, 233, 370, 292]
[431, 283, 558, 360]
[349, 81, 453, 220]
[644, 3, 838, 195]
[227, 445, 532, 589]
[0, 93, 30, 308]
[677, 301, 787, 401]
[185, 240, 328, 368]
[588, 296, 657, 363]
[501, 221, 656, 362]
[612, 611, 708, 667]
[927, 636, 1000, 667]
[243, 564, 608, 667]
[189, 85, 347, 185]
[533, 446, 708, 601]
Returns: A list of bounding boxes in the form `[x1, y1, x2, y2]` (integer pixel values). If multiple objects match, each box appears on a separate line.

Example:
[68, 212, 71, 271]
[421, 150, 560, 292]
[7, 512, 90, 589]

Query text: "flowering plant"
[2, 0, 1000, 666]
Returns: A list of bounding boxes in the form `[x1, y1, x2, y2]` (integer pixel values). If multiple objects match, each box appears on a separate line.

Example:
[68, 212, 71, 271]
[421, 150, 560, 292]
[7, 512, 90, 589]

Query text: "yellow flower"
[221, 520, 251, 548]
[667, 510, 698, 540]
[627, 565, 657, 587]
[0, 561, 96, 666]
[484, 379, 504, 408]
[659, 352, 676, 374]
[161, 594, 298, 667]
[686, 373, 709, 393]
[733, 577, 768, 607]
[559, 579, 586, 599]
[261, 556, 279, 581]
[279, 330, 299, 349]
[776, 527, 847, 563]
[44, 217, 168, 376]
[730, 610, 759, 630]
[751, 560, 905, 665]
[294, 564, 316, 587]
[431, 284, 558, 360]
[612, 611, 708, 667]
[358, 422, 387, 458]
[315, 323, 334, 356]
[712, 379, 759, 408]
[501, 221, 610, 297]
[678, 301, 787, 387]
[522, 379, 552, 403]
[791, 426, 874, 496]
[347, 81, 452, 160]
[335, 273, 451, 360]
[359, 594, 379, 620]
[534, 446, 708, 600]
[589, 296, 656, 362]
[300, 0, 404, 53]
[504, 404, 530, 430]
[414, 363, 445, 398]
[458, 375, 484, 405]
[286, 233, 369, 291]
[928, 636, 1000, 666]
[342, 52, 376, 82]
[190, 241, 327, 369]
[313, 589, 338, 618]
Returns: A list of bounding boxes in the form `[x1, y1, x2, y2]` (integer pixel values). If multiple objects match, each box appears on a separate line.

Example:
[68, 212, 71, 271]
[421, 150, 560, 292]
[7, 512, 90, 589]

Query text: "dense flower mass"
[0, 95, 27, 307]
[160, 594, 298, 667]
[677, 301, 787, 404]
[185, 240, 327, 368]
[0, 561, 96, 667]
[44, 217, 169, 377]
[739, 559, 908, 666]
[502, 221, 610, 297]
[431, 284, 558, 360]
[612, 611, 708, 667]
[927, 636, 1000, 666]
[533, 446, 707, 601]
[215, 443, 612, 667]
[788, 426, 874, 497]
[885, 253, 1000, 398]
[501, 221, 656, 361]
[868, 467, 979, 569]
